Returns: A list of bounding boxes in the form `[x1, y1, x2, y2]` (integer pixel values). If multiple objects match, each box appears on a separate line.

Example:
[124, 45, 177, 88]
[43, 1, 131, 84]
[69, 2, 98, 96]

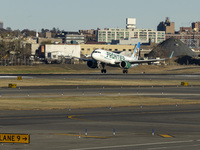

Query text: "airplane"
[75, 42, 173, 74]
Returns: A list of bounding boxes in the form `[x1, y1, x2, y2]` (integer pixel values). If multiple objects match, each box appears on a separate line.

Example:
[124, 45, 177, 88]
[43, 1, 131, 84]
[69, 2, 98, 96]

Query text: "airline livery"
[75, 42, 173, 74]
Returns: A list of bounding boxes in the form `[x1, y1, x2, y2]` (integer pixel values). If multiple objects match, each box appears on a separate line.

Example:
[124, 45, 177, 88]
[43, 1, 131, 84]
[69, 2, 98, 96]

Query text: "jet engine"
[120, 61, 131, 69]
[87, 60, 98, 68]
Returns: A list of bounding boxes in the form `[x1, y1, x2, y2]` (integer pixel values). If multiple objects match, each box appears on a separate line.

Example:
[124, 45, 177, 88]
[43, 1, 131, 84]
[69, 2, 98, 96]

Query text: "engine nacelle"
[120, 61, 131, 69]
[87, 60, 98, 68]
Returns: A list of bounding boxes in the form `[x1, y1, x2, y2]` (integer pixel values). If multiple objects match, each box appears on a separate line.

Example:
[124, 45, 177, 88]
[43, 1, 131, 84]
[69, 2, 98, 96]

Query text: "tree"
[6, 27, 12, 32]
[51, 27, 57, 33]
[0, 41, 7, 58]
[41, 28, 49, 33]
[13, 30, 22, 37]
[21, 29, 36, 37]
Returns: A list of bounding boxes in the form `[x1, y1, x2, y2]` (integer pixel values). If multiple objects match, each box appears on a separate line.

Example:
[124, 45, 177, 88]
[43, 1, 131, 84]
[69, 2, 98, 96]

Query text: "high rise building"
[97, 18, 165, 44]
[157, 17, 175, 34]
[0, 21, 3, 29]
[192, 21, 200, 32]
[97, 28, 165, 44]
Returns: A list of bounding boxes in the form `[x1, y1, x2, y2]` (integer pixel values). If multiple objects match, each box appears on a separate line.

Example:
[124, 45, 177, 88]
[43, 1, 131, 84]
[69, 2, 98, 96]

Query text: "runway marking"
[67, 109, 200, 121]
[53, 133, 112, 139]
[148, 143, 200, 150]
[159, 134, 173, 138]
[148, 147, 167, 150]
[68, 115, 89, 121]
[1, 92, 200, 98]
[69, 140, 197, 150]
[0, 115, 66, 120]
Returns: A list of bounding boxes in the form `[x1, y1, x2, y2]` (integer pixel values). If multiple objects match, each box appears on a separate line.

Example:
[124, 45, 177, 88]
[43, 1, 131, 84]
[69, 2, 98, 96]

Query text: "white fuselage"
[91, 49, 134, 65]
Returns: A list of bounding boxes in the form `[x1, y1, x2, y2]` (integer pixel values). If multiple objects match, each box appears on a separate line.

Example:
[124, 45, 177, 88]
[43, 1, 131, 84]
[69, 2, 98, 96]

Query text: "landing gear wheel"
[123, 70, 128, 74]
[101, 69, 107, 73]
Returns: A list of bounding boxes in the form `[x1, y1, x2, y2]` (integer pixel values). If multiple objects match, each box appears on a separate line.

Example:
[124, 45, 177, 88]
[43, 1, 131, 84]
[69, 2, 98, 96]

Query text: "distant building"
[45, 32, 52, 38]
[180, 27, 193, 33]
[157, 17, 175, 34]
[111, 39, 142, 45]
[0, 21, 3, 29]
[126, 18, 136, 29]
[165, 21, 200, 47]
[166, 32, 200, 48]
[37, 38, 62, 44]
[56, 31, 85, 44]
[79, 29, 96, 35]
[97, 18, 165, 44]
[192, 21, 200, 32]
[42, 44, 80, 64]
[79, 29, 97, 42]
[97, 28, 165, 44]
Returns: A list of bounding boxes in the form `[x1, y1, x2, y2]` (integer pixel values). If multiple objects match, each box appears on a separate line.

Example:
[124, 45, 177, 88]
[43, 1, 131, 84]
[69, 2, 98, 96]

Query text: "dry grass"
[0, 78, 200, 88]
[0, 96, 199, 110]
[0, 64, 199, 74]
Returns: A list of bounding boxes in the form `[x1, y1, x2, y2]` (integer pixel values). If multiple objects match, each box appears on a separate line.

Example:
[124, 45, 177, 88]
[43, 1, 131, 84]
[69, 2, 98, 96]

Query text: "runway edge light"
[113, 128, 116, 136]
[152, 129, 155, 136]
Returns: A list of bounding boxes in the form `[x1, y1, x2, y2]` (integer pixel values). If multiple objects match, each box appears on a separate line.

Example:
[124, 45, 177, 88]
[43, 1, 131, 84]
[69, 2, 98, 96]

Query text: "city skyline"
[0, 0, 200, 31]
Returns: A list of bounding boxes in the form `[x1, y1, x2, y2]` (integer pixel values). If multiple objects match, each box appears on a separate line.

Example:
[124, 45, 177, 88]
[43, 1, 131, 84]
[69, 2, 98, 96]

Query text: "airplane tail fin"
[131, 42, 140, 60]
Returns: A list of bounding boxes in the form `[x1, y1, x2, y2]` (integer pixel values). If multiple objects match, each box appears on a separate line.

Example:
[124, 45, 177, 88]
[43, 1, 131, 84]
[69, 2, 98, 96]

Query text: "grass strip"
[0, 78, 200, 88]
[0, 96, 199, 110]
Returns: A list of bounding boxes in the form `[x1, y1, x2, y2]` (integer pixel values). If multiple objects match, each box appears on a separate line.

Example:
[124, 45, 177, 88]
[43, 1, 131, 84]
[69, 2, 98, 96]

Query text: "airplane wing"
[115, 51, 174, 64]
[128, 58, 165, 64]
[128, 51, 174, 64]
[72, 57, 92, 61]
[113, 58, 165, 64]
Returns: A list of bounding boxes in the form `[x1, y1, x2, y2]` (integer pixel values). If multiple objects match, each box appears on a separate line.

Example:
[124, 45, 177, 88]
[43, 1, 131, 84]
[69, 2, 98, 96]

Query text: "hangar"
[44, 44, 80, 64]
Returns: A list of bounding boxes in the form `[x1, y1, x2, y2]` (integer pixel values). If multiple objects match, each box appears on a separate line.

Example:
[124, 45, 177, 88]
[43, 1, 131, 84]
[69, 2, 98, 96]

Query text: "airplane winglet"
[70, 50, 74, 58]
[170, 51, 174, 59]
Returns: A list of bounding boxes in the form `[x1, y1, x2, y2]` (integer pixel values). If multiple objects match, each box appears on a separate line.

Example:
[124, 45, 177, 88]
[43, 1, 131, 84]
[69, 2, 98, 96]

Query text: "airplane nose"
[91, 52, 95, 59]
[92, 53, 97, 59]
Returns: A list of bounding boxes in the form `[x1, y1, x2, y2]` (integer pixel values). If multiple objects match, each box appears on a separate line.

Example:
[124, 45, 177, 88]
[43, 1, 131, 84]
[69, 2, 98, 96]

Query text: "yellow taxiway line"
[53, 133, 113, 139]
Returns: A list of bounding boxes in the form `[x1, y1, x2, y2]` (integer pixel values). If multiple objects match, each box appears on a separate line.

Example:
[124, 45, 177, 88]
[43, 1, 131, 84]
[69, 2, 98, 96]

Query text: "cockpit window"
[93, 51, 101, 54]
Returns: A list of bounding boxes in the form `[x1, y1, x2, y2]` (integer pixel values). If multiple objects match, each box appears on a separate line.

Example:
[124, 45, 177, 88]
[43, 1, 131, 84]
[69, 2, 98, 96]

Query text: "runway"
[1, 105, 200, 149]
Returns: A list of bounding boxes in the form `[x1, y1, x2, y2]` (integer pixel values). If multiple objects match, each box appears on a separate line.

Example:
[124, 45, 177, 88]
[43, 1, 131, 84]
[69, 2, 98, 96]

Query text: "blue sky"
[0, 0, 200, 31]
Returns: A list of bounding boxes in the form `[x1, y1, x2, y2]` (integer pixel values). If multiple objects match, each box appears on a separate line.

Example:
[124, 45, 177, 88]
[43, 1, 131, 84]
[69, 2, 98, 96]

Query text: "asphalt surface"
[0, 74, 200, 149]
[0, 73, 200, 80]
[0, 86, 200, 100]
[1, 106, 200, 149]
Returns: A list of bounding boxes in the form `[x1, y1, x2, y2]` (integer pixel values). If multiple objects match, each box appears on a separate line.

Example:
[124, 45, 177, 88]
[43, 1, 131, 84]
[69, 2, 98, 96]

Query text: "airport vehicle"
[75, 42, 173, 74]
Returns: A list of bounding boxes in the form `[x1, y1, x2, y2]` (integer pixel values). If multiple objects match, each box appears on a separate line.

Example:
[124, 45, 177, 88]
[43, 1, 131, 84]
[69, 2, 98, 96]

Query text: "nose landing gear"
[123, 69, 128, 74]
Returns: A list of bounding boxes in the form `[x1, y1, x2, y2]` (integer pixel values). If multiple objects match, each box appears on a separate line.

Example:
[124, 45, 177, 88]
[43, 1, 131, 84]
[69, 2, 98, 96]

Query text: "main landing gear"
[101, 69, 107, 73]
[123, 69, 128, 74]
[101, 63, 107, 73]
